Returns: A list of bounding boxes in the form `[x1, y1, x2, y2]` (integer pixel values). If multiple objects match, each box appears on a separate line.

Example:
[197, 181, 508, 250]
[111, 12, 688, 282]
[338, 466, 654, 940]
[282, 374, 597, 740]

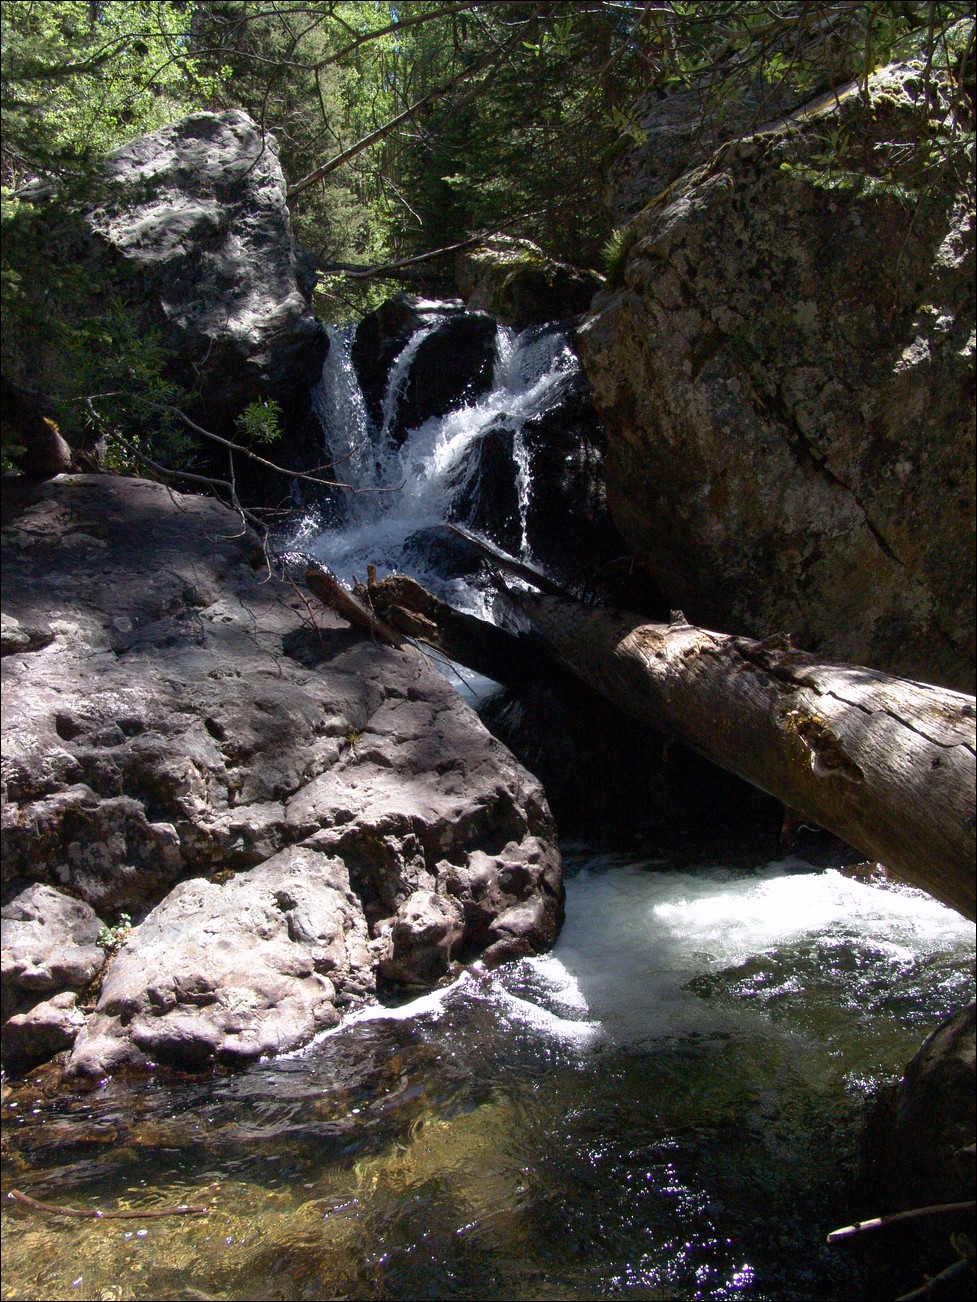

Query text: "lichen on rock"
[578, 57, 975, 690]
[456, 236, 603, 329]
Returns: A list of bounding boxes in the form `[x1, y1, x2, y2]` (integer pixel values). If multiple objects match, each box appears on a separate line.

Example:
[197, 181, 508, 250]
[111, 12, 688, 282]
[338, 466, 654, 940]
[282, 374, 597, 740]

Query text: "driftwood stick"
[304, 564, 404, 647]
[827, 1200, 976, 1242]
[895, 1257, 973, 1302]
[8, 1188, 208, 1219]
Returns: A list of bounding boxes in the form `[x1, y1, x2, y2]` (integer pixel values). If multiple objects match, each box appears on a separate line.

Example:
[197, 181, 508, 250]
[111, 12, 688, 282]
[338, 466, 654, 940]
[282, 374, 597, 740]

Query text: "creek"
[2, 853, 973, 1300]
[2, 311, 974, 1301]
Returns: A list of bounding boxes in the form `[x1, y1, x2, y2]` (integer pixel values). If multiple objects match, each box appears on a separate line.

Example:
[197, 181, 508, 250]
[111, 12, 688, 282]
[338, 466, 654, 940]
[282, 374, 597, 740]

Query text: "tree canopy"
[1, 1, 973, 466]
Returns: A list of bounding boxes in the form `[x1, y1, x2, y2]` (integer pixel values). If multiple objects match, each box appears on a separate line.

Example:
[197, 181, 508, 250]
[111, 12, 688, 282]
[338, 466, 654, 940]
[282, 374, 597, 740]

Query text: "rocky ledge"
[1, 475, 562, 1079]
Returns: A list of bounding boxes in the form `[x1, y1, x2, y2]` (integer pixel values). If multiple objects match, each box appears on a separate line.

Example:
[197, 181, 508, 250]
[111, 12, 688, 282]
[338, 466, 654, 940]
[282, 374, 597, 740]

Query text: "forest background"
[1, 0, 974, 469]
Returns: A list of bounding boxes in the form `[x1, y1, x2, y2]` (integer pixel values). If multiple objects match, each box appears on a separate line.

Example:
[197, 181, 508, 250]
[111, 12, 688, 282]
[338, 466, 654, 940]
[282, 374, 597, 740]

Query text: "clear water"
[3, 853, 974, 1301]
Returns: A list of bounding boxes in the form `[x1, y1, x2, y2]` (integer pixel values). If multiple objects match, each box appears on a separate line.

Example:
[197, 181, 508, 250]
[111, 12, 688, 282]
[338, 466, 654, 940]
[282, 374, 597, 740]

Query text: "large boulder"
[1, 882, 105, 1018]
[862, 1003, 975, 1293]
[90, 110, 328, 485]
[0, 474, 563, 1078]
[456, 237, 603, 329]
[351, 295, 498, 445]
[392, 312, 498, 444]
[578, 60, 976, 690]
[350, 294, 466, 429]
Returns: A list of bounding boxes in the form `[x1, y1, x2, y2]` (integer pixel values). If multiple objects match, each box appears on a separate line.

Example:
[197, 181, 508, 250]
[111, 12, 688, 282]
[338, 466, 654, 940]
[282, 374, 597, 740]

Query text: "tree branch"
[287, 10, 543, 199]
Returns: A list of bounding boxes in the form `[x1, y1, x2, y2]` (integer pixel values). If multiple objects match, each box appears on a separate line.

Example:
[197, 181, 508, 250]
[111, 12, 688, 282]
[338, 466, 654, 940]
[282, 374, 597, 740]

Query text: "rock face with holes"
[0, 474, 562, 1078]
[578, 59, 975, 691]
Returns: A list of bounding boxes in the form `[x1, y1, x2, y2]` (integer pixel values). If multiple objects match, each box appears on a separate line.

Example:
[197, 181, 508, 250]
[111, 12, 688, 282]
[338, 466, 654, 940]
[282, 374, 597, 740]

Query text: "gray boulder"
[1, 882, 105, 1019]
[578, 60, 975, 690]
[2, 992, 88, 1073]
[90, 110, 327, 475]
[69, 848, 366, 1075]
[1, 474, 563, 1077]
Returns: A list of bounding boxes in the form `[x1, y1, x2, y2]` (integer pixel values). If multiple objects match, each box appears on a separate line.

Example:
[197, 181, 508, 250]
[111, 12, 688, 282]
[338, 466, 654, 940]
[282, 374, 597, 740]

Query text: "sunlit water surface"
[3, 851, 974, 1301]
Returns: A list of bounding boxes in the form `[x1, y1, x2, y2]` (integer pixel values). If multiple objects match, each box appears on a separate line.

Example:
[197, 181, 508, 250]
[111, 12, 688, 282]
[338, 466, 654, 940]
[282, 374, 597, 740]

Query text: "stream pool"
[2, 846, 974, 1301]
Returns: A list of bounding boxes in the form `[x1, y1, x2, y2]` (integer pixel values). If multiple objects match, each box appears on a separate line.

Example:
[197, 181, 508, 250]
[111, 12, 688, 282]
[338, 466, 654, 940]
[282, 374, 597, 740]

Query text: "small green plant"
[600, 224, 641, 286]
[97, 912, 132, 955]
[235, 399, 283, 446]
[1, 422, 27, 472]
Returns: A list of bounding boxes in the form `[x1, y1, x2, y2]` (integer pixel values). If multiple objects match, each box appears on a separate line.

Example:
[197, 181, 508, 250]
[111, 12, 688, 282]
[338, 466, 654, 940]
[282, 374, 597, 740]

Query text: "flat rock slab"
[1, 475, 562, 1077]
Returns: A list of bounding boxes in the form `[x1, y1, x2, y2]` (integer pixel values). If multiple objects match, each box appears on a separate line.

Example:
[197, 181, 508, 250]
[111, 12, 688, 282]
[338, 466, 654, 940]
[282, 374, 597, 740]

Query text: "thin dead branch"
[827, 1201, 977, 1243]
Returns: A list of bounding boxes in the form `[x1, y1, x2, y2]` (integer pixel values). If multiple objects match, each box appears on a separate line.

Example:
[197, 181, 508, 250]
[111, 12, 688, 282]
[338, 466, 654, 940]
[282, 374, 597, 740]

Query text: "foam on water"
[544, 858, 974, 1044]
[306, 857, 974, 1054]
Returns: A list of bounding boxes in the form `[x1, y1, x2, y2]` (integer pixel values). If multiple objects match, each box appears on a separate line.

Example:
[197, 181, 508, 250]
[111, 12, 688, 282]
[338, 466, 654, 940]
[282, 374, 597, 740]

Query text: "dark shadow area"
[479, 672, 857, 867]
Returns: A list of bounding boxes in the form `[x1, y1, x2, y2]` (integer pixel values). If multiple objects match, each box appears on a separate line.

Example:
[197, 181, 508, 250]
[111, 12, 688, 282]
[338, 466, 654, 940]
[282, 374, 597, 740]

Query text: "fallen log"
[495, 593, 976, 921]
[325, 562, 975, 918]
[304, 563, 405, 647]
[356, 572, 548, 689]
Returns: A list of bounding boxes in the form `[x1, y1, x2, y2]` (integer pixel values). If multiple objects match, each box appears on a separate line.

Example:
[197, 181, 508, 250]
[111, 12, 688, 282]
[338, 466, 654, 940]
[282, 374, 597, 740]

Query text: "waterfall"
[300, 310, 580, 616]
[377, 323, 436, 445]
[311, 323, 376, 512]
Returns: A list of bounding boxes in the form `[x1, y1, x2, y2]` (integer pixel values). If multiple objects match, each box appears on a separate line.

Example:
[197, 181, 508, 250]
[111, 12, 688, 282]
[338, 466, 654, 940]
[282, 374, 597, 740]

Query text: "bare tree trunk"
[496, 592, 976, 920]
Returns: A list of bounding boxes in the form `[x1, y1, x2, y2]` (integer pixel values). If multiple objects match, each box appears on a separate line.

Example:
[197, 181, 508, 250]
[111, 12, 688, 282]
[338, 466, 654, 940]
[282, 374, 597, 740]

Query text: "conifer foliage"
[1, 2, 972, 469]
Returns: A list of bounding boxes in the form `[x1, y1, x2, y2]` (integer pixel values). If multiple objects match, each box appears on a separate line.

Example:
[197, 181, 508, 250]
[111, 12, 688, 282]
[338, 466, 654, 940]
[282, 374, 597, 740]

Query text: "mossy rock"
[456, 236, 603, 328]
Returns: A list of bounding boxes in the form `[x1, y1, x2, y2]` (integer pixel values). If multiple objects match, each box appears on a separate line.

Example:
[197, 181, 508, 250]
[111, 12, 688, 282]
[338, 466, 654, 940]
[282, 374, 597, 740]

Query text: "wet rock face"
[351, 295, 498, 445]
[863, 1003, 976, 1285]
[1, 475, 562, 1078]
[579, 60, 976, 690]
[90, 111, 327, 481]
[351, 293, 463, 428]
[393, 313, 498, 445]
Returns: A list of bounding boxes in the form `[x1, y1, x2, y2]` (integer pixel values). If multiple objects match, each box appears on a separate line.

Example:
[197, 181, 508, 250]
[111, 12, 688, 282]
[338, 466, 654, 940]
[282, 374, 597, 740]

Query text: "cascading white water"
[310, 323, 376, 509]
[296, 313, 579, 617]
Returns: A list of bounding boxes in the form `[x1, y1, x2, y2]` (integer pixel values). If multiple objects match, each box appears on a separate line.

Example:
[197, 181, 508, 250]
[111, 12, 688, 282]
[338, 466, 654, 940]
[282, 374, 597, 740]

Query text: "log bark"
[358, 573, 548, 689]
[496, 593, 976, 920]
[304, 563, 404, 647]
[326, 562, 976, 920]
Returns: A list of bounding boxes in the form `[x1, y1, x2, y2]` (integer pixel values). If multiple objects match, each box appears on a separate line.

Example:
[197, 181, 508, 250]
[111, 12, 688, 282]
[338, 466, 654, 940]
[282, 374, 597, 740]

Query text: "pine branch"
[287, 10, 543, 199]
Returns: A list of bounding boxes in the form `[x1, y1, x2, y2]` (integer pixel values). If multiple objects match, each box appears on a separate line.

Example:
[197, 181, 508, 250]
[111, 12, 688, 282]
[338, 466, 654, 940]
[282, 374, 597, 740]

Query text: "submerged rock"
[579, 58, 976, 690]
[392, 312, 498, 445]
[862, 1002, 976, 1292]
[0, 474, 562, 1078]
